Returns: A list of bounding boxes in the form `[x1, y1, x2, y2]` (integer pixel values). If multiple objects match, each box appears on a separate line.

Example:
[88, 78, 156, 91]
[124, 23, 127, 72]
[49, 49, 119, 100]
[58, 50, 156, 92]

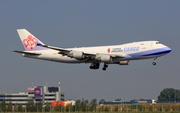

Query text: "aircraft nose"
[166, 47, 171, 53]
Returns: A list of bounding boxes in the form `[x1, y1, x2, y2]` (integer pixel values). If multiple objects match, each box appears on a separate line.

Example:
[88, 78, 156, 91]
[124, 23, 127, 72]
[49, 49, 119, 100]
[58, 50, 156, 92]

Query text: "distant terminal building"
[0, 82, 64, 105]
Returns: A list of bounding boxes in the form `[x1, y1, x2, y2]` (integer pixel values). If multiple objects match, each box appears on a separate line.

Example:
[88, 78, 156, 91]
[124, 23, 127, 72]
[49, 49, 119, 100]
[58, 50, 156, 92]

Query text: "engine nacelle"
[119, 60, 129, 65]
[72, 51, 84, 59]
[100, 55, 112, 63]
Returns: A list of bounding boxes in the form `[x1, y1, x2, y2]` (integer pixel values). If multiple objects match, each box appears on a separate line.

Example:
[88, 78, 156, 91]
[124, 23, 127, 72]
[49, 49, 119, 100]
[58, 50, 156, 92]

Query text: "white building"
[0, 83, 64, 105]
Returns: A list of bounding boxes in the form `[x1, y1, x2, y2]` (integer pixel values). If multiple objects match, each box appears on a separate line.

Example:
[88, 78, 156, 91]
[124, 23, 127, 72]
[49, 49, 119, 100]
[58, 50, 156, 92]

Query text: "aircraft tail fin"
[17, 29, 48, 51]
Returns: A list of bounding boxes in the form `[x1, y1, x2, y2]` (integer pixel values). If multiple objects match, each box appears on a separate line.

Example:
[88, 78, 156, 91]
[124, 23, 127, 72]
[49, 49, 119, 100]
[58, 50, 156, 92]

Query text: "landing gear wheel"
[152, 57, 157, 66]
[152, 62, 156, 65]
[90, 66, 92, 69]
[102, 63, 108, 71]
[89, 62, 100, 70]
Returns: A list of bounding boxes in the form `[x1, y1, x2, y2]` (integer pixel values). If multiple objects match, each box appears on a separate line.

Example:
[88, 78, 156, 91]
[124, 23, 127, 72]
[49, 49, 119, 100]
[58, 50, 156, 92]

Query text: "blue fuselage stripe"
[125, 47, 171, 58]
[142, 50, 171, 56]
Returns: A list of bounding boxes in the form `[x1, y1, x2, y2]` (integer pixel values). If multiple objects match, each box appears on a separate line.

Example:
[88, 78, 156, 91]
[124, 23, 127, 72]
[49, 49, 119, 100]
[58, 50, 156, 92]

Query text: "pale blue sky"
[0, 1, 179, 102]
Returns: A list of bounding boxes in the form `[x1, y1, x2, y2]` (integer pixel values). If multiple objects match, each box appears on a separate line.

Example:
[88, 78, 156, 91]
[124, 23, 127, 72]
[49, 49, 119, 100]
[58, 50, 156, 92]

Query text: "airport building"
[0, 83, 64, 105]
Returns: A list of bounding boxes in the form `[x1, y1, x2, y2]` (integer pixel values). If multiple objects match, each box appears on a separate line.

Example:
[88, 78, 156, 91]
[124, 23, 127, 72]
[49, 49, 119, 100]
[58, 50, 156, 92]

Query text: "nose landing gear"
[152, 58, 157, 65]
[152, 62, 156, 65]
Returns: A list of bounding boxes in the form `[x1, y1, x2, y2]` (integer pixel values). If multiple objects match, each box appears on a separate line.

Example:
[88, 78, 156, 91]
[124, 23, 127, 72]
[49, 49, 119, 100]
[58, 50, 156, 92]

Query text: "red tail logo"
[23, 35, 38, 49]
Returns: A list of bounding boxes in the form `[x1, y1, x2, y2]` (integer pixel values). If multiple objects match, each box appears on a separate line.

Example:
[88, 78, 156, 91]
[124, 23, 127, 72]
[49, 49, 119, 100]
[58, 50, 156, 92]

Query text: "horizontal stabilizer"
[12, 50, 41, 55]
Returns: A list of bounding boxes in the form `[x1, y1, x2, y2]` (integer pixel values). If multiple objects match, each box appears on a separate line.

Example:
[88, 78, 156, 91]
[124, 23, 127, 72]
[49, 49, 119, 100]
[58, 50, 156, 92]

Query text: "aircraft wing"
[39, 44, 97, 57]
[38, 44, 124, 61]
[39, 45, 70, 53]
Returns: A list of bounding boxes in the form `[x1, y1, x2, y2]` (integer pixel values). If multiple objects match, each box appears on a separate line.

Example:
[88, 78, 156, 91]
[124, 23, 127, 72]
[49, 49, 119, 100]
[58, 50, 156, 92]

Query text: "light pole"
[69, 105, 70, 113]
[121, 92, 123, 111]
[25, 105, 26, 113]
[111, 106, 112, 112]
[86, 105, 87, 113]
[75, 104, 76, 112]
[121, 99, 122, 112]
[101, 105, 102, 113]
[175, 90, 176, 103]
[61, 105, 62, 112]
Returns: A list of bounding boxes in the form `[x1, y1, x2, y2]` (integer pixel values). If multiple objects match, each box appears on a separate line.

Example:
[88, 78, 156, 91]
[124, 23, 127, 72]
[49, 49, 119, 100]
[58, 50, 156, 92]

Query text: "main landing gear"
[152, 57, 157, 65]
[102, 64, 108, 71]
[89, 63, 108, 71]
[90, 62, 100, 70]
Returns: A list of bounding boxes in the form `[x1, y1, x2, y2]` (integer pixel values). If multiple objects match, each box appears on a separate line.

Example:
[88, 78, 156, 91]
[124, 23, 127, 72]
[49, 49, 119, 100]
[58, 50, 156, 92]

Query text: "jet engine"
[100, 55, 112, 63]
[119, 60, 129, 65]
[68, 51, 84, 59]
[72, 51, 84, 59]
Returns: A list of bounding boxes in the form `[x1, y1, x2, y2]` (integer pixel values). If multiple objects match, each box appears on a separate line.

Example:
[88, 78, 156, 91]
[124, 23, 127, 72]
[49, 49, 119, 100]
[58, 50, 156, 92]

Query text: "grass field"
[95, 104, 180, 113]
[1, 111, 180, 113]
[7, 104, 180, 113]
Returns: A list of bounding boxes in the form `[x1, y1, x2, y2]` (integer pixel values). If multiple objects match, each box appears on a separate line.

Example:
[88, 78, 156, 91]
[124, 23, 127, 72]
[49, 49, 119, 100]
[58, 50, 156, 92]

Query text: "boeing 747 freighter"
[13, 29, 171, 70]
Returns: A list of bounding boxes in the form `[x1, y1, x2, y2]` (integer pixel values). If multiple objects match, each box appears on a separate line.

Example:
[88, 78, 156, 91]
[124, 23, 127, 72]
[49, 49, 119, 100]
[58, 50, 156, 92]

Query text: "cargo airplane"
[13, 29, 171, 71]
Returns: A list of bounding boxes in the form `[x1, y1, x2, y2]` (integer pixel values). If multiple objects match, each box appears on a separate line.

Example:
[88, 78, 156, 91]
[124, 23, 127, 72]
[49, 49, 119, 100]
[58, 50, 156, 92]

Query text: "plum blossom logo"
[23, 35, 39, 49]
[107, 48, 110, 53]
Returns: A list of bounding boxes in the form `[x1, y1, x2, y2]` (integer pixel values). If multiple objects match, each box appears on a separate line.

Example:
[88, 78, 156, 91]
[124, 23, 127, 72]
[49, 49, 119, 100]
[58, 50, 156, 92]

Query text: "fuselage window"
[156, 42, 161, 44]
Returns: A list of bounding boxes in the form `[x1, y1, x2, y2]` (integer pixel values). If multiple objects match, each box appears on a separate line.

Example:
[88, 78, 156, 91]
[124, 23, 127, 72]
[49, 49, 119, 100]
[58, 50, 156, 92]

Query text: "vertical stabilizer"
[17, 29, 48, 51]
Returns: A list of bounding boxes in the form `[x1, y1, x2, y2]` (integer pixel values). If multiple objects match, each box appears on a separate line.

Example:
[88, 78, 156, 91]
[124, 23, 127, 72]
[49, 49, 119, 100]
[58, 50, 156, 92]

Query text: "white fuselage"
[13, 29, 172, 70]
[23, 41, 171, 64]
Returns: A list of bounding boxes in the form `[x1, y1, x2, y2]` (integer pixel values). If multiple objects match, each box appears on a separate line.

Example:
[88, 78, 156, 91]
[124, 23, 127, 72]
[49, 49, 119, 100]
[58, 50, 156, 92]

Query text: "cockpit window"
[156, 42, 161, 44]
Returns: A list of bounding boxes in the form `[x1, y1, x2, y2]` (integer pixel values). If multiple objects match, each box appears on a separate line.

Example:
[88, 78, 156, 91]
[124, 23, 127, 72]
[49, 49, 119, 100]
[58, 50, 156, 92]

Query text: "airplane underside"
[24, 54, 163, 71]
[89, 52, 171, 70]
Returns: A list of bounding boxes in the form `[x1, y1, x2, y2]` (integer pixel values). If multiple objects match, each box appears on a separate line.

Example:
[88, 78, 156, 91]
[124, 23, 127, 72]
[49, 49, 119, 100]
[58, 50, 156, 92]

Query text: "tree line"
[158, 88, 180, 102]
[0, 98, 98, 112]
[0, 99, 49, 112]
[0, 98, 121, 112]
